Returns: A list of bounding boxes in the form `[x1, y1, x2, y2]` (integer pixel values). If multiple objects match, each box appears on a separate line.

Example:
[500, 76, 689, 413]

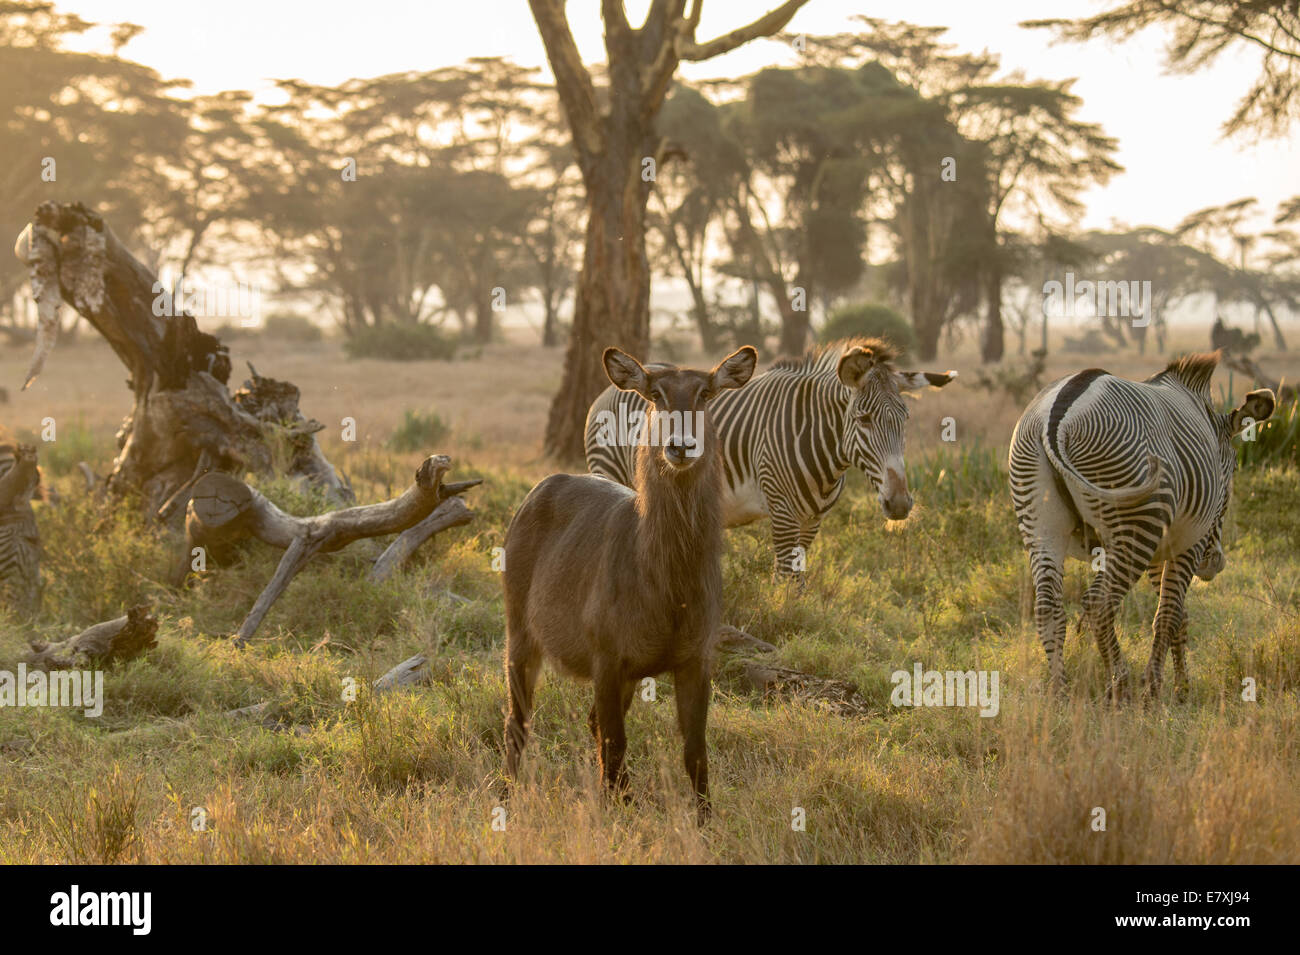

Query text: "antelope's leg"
[588, 680, 635, 741]
[503, 628, 541, 782]
[674, 658, 712, 822]
[593, 671, 629, 794]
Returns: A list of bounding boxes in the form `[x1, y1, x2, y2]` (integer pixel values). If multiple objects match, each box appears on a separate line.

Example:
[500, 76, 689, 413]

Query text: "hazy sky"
[63, 0, 1299, 236]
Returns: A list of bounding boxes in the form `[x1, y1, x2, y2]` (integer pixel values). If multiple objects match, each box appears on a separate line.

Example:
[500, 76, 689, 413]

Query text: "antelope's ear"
[895, 369, 958, 392]
[706, 345, 757, 397]
[603, 348, 650, 398]
[836, 346, 877, 389]
[1230, 388, 1275, 435]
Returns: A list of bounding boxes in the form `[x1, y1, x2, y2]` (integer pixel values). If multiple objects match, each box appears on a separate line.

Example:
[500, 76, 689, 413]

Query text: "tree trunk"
[544, 147, 652, 461]
[541, 291, 560, 347]
[13, 201, 352, 518]
[981, 255, 1004, 363]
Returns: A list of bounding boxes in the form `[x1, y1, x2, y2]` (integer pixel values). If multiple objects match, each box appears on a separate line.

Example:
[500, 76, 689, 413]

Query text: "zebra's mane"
[769, 337, 900, 377]
[1153, 351, 1220, 398]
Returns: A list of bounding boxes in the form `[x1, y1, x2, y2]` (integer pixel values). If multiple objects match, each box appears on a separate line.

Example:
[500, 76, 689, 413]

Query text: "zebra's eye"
[856, 411, 873, 427]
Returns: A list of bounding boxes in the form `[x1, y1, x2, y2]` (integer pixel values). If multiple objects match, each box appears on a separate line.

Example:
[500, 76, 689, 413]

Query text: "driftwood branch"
[25, 605, 158, 670]
[177, 454, 478, 645]
[373, 653, 431, 693]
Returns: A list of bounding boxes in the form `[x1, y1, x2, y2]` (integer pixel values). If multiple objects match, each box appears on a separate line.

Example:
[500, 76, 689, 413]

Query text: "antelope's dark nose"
[664, 442, 689, 466]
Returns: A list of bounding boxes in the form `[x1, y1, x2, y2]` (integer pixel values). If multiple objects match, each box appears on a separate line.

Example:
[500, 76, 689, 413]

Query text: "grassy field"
[1, 331, 1298, 863]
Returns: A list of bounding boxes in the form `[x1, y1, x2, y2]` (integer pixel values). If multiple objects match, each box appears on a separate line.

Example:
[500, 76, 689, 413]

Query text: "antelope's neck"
[632, 441, 724, 584]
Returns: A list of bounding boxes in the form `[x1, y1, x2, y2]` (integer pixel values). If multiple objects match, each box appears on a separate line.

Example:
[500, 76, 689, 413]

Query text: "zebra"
[1008, 353, 1275, 702]
[585, 338, 957, 579]
[0, 443, 41, 613]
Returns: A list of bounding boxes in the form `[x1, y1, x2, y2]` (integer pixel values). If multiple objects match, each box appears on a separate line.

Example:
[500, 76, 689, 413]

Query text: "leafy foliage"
[820, 303, 917, 355]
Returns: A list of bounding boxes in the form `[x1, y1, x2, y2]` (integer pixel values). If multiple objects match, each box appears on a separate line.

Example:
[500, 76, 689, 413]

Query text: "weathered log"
[368, 497, 474, 582]
[743, 664, 873, 718]
[713, 624, 778, 655]
[177, 454, 478, 644]
[373, 653, 431, 693]
[12, 201, 351, 515]
[25, 604, 158, 670]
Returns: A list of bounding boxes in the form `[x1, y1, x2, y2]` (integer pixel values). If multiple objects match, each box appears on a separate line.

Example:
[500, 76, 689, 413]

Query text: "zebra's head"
[835, 343, 957, 520]
[0, 443, 42, 503]
[1196, 387, 1276, 580]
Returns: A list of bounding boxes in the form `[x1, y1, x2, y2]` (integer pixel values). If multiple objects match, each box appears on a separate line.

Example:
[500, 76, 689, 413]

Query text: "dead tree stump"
[12, 201, 351, 519]
[25, 604, 158, 670]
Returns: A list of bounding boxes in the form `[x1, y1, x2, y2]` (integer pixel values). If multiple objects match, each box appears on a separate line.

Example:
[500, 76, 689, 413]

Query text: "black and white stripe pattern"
[0, 448, 40, 612]
[585, 339, 956, 578]
[1009, 353, 1274, 701]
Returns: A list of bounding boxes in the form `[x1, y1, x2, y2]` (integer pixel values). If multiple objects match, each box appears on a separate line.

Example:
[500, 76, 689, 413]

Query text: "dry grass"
[1, 325, 1298, 864]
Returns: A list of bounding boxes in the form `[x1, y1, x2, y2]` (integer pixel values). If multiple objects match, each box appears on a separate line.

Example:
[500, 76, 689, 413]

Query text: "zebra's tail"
[1043, 442, 1164, 507]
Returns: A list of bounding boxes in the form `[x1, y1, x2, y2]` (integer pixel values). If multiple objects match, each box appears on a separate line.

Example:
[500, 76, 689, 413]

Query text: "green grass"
[1, 438, 1297, 863]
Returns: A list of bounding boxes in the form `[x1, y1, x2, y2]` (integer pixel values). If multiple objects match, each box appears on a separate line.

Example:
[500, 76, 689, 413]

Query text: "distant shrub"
[388, 409, 450, 453]
[262, 313, 323, 343]
[344, 324, 455, 362]
[820, 304, 916, 355]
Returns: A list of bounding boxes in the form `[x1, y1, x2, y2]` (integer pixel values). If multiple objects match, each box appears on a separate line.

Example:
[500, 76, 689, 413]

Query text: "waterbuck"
[502, 345, 757, 818]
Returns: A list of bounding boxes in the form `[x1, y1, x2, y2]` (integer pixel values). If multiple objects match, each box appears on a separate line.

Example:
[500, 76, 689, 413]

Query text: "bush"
[388, 409, 450, 453]
[343, 324, 456, 362]
[262, 313, 323, 343]
[819, 304, 916, 355]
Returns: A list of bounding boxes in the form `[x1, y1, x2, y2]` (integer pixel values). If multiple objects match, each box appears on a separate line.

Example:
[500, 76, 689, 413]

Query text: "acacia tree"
[528, 0, 810, 460]
[1025, 1, 1300, 138]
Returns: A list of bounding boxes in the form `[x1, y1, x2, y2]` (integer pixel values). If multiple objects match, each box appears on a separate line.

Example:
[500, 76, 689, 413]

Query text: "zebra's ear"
[837, 346, 877, 389]
[1230, 388, 1276, 435]
[603, 347, 651, 398]
[895, 369, 958, 392]
[706, 345, 757, 397]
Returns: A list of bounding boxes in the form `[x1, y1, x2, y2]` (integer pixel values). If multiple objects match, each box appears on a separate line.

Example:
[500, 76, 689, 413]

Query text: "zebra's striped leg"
[1143, 552, 1196, 703]
[1170, 611, 1190, 704]
[1029, 543, 1069, 693]
[1082, 542, 1150, 705]
[769, 506, 805, 583]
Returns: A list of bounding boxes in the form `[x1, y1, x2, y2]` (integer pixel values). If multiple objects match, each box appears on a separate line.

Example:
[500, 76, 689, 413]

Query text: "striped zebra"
[585, 338, 957, 579]
[1009, 353, 1275, 702]
[0, 443, 41, 612]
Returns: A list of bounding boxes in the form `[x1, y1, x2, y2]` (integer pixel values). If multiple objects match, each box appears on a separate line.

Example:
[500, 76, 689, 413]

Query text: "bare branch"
[677, 0, 810, 61]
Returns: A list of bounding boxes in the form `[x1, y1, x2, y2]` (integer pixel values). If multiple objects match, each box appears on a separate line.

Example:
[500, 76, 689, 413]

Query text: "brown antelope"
[502, 345, 757, 819]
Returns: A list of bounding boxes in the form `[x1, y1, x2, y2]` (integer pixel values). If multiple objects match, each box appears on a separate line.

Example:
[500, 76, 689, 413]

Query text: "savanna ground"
[1, 325, 1297, 863]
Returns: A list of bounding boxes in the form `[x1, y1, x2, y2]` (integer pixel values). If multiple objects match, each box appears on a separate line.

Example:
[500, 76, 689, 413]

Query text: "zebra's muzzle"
[880, 467, 913, 520]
